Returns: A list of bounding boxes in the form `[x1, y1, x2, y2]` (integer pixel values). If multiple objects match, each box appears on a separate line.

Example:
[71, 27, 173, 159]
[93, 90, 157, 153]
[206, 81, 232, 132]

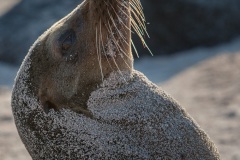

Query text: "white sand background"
[0, 1, 240, 159]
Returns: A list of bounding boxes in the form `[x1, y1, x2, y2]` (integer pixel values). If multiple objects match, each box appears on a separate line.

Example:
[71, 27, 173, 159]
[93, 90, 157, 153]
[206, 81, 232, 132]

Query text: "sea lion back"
[87, 70, 220, 159]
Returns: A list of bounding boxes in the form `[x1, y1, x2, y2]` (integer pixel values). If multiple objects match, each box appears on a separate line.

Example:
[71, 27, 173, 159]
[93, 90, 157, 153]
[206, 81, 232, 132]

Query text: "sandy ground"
[162, 53, 240, 160]
[0, 87, 31, 160]
[0, 52, 239, 159]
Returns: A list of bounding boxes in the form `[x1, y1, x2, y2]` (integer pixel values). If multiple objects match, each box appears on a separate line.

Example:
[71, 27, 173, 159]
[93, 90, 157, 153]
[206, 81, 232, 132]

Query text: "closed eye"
[58, 29, 76, 53]
[62, 34, 74, 50]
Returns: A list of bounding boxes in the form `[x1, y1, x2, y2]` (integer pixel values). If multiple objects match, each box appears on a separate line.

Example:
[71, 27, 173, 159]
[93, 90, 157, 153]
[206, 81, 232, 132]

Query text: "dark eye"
[62, 35, 73, 50]
[58, 29, 76, 52]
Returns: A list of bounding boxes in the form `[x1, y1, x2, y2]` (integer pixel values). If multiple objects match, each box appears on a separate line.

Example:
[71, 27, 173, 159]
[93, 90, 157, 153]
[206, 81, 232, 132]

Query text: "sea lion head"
[14, 0, 148, 116]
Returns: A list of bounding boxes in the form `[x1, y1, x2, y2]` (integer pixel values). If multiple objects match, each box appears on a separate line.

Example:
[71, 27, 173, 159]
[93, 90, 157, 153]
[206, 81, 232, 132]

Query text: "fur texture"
[12, 66, 220, 159]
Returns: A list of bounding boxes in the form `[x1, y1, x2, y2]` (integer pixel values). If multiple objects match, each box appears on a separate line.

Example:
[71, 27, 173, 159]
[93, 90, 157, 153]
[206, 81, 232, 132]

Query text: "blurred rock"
[138, 0, 240, 56]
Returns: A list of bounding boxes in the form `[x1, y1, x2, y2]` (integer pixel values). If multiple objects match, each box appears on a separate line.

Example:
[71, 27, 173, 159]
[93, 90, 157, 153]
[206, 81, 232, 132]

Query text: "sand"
[162, 53, 240, 160]
[0, 87, 31, 160]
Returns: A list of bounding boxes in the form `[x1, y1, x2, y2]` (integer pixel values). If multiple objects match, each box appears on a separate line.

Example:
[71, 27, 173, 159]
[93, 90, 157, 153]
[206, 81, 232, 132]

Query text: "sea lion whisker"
[129, 2, 148, 36]
[112, 56, 127, 82]
[106, 31, 132, 71]
[129, 0, 151, 40]
[131, 19, 145, 38]
[129, 0, 151, 41]
[133, 0, 144, 9]
[116, 0, 147, 37]
[96, 24, 104, 82]
[99, 21, 115, 72]
[104, 20, 127, 81]
[106, 30, 132, 70]
[119, 54, 133, 71]
[107, 13, 121, 41]
[129, 1, 145, 22]
[131, 40, 139, 58]
[113, 1, 142, 37]
[111, 2, 145, 44]
[99, 11, 130, 75]
[131, 20, 146, 45]
[106, 1, 131, 39]
[105, 9, 123, 58]
[115, 2, 131, 19]
[112, 2, 141, 58]
[106, 8, 125, 38]
[106, 20, 132, 62]
[105, 34, 132, 71]
[104, 8, 133, 65]
[115, 1, 152, 55]
[130, 0, 145, 22]
[131, 20, 153, 55]
[106, 8, 130, 49]
[132, 0, 145, 16]
[114, 2, 132, 22]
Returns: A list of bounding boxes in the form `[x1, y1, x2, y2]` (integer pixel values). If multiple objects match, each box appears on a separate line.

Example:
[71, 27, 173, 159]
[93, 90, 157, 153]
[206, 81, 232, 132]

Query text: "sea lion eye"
[58, 30, 76, 52]
[62, 35, 73, 50]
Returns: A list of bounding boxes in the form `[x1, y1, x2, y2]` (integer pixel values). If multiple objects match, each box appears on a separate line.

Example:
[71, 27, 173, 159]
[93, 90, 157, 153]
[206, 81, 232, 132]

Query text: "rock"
[1, 0, 240, 64]
[137, 0, 240, 56]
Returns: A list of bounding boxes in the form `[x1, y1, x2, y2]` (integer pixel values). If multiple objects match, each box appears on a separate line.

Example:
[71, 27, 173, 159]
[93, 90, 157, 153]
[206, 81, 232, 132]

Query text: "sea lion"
[12, 0, 220, 159]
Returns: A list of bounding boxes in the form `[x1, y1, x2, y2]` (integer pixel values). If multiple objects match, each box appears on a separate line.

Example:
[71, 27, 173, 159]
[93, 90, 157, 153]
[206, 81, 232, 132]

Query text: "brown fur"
[27, 1, 141, 116]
